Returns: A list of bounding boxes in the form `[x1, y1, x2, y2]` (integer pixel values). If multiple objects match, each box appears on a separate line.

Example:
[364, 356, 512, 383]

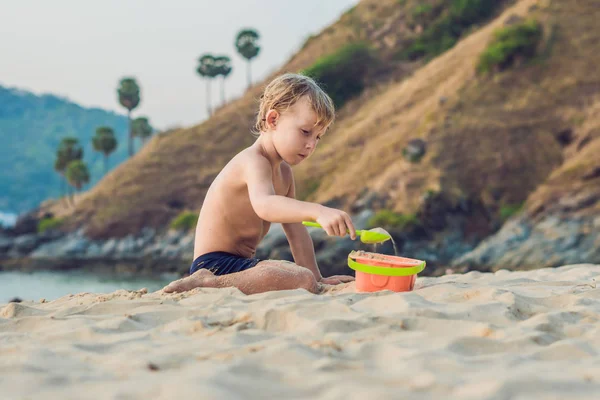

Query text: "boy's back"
[193, 146, 292, 260]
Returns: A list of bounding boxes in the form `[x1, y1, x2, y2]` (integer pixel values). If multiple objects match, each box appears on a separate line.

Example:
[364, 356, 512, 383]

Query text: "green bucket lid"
[348, 257, 425, 277]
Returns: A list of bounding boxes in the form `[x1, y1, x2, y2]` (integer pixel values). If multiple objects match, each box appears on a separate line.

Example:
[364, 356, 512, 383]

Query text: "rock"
[554, 129, 574, 146]
[255, 246, 270, 260]
[351, 193, 388, 213]
[8, 297, 22, 303]
[165, 230, 183, 246]
[258, 224, 288, 251]
[454, 214, 600, 269]
[161, 245, 181, 259]
[101, 239, 117, 256]
[316, 238, 361, 277]
[116, 235, 137, 257]
[136, 238, 146, 249]
[142, 243, 164, 258]
[62, 237, 89, 256]
[141, 227, 156, 240]
[0, 236, 14, 253]
[353, 209, 375, 229]
[37, 229, 65, 243]
[439, 96, 448, 106]
[30, 238, 67, 258]
[12, 211, 39, 235]
[178, 234, 194, 251]
[85, 242, 104, 258]
[403, 139, 427, 163]
[13, 234, 39, 253]
[268, 247, 294, 262]
[504, 14, 524, 26]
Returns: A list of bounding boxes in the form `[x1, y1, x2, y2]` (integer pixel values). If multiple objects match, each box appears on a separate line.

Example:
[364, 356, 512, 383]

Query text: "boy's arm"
[246, 155, 321, 223]
[280, 173, 323, 281]
[246, 155, 356, 239]
[281, 169, 355, 284]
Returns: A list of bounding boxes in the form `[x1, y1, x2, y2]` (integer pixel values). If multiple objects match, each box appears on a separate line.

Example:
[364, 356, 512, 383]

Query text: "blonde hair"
[253, 73, 335, 135]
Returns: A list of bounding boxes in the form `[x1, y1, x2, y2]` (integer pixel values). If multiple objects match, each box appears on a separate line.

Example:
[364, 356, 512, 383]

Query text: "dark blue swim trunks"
[189, 251, 262, 276]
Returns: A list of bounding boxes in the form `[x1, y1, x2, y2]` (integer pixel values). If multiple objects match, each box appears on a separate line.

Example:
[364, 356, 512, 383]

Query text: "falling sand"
[366, 227, 399, 256]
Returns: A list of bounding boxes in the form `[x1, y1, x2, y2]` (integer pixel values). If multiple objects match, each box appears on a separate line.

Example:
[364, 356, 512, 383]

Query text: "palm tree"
[65, 160, 90, 205]
[132, 117, 153, 146]
[54, 137, 83, 207]
[92, 126, 118, 174]
[196, 54, 218, 116]
[54, 153, 69, 207]
[235, 29, 260, 88]
[117, 77, 141, 157]
[214, 55, 233, 106]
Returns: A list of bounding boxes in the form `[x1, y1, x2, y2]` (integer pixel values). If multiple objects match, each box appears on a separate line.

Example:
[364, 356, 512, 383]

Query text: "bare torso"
[193, 146, 292, 259]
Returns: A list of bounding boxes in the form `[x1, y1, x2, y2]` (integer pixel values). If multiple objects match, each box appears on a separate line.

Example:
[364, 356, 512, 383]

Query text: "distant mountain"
[0, 85, 129, 212]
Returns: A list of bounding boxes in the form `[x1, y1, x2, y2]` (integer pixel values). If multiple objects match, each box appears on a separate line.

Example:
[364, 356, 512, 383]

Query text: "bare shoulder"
[229, 146, 269, 170]
[230, 146, 273, 183]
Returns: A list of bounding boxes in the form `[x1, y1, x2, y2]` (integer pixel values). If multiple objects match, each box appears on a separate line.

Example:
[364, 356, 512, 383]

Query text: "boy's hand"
[320, 275, 355, 285]
[315, 206, 356, 239]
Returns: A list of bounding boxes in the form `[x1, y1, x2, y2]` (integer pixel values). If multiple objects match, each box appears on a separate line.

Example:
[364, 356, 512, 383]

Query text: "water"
[0, 271, 175, 303]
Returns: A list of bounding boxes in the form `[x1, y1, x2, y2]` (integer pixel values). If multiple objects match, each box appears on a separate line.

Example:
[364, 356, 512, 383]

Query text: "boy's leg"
[162, 260, 319, 295]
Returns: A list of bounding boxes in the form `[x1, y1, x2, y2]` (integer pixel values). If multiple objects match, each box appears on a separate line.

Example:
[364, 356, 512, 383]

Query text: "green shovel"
[302, 221, 391, 244]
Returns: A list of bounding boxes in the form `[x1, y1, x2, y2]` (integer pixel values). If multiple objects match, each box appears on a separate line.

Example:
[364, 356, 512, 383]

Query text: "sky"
[0, 0, 358, 130]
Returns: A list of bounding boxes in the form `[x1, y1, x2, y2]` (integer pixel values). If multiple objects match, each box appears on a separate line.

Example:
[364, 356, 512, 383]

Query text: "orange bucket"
[348, 251, 426, 293]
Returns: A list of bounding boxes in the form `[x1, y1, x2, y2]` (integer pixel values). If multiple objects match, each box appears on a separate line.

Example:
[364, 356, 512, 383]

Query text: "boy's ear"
[266, 109, 279, 130]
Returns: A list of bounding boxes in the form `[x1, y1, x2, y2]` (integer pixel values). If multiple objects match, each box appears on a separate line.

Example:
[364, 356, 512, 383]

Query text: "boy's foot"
[163, 269, 216, 293]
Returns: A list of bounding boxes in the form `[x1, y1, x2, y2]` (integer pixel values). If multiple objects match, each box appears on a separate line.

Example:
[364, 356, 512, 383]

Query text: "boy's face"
[268, 96, 325, 166]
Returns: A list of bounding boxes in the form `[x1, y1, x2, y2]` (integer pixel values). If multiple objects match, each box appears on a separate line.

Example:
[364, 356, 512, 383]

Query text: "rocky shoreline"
[3, 201, 599, 278]
[0, 209, 469, 277]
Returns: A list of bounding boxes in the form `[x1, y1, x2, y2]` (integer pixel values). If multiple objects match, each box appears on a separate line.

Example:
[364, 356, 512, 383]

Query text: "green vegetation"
[398, 0, 506, 61]
[196, 54, 219, 116]
[54, 137, 84, 207]
[170, 211, 199, 231]
[197, 54, 235, 115]
[92, 127, 118, 174]
[478, 19, 543, 73]
[302, 42, 376, 108]
[499, 202, 524, 221]
[132, 117, 153, 146]
[369, 210, 420, 229]
[66, 160, 90, 194]
[38, 217, 64, 234]
[214, 56, 233, 106]
[235, 28, 261, 89]
[412, 4, 433, 19]
[117, 77, 141, 158]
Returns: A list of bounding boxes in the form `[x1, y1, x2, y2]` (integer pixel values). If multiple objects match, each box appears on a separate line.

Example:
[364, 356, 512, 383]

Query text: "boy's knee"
[296, 267, 318, 293]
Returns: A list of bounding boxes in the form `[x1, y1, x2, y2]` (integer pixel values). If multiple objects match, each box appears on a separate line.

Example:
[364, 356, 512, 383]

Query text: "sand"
[2, 264, 600, 399]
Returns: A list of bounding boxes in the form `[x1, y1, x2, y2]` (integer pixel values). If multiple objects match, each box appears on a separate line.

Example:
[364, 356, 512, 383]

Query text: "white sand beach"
[2, 265, 600, 399]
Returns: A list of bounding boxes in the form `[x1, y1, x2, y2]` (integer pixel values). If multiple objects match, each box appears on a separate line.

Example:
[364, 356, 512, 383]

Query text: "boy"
[163, 73, 356, 295]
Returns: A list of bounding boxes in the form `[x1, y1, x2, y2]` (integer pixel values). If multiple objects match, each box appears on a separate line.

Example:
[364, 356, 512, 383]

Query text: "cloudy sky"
[0, 0, 358, 129]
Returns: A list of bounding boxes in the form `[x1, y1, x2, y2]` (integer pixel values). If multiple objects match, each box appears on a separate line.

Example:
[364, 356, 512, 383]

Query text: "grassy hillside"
[0, 86, 129, 212]
[298, 0, 599, 224]
[44, 0, 600, 242]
